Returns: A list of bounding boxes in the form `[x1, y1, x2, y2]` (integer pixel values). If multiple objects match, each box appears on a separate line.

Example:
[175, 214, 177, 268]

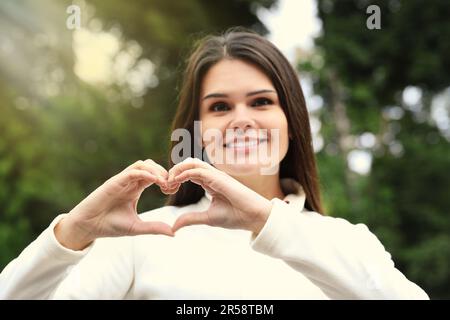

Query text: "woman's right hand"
[54, 159, 176, 250]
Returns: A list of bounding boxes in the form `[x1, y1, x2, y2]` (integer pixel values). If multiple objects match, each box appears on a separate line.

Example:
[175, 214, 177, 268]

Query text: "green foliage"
[370, 112, 450, 295]
[0, 0, 274, 270]
[309, 0, 450, 298]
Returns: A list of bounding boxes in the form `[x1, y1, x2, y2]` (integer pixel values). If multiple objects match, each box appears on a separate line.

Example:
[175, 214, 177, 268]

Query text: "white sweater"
[0, 178, 429, 299]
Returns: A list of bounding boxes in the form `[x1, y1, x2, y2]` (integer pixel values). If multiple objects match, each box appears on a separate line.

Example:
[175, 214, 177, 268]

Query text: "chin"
[205, 146, 284, 176]
[215, 162, 278, 177]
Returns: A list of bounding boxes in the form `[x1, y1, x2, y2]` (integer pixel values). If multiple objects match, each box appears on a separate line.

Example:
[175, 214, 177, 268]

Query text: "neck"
[232, 172, 285, 200]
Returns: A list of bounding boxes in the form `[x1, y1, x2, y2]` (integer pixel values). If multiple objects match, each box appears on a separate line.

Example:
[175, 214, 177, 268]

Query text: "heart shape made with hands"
[143, 158, 209, 196]
[138, 157, 272, 234]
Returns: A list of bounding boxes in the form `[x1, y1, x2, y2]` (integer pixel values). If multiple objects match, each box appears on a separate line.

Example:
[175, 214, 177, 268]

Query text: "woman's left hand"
[167, 157, 273, 234]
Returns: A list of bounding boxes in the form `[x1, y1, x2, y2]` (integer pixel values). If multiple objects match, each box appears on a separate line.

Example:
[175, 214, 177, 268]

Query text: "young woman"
[0, 28, 428, 299]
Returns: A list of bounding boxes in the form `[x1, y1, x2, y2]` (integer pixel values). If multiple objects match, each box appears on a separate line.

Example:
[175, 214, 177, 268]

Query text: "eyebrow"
[202, 89, 276, 101]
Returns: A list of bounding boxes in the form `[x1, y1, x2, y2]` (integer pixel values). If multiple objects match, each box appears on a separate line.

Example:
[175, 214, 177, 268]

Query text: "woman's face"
[199, 58, 290, 176]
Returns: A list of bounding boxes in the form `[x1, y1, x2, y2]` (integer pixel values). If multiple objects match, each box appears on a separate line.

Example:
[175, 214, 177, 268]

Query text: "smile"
[223, 138, 268, 149]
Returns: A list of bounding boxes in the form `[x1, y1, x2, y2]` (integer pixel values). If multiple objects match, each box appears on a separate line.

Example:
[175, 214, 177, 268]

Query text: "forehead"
[200, 59, 274, 95]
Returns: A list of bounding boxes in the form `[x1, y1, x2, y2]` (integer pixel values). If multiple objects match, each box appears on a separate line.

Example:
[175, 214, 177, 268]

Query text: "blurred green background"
[0, 0, 448, 298]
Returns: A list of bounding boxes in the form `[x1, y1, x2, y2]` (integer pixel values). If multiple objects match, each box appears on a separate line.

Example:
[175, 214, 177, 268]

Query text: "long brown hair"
[165, 27, 324, 214]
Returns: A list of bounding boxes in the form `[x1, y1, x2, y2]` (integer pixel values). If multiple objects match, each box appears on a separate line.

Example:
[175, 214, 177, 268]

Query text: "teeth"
[225, 139, 267, 148]
[228, 141, 257, 148]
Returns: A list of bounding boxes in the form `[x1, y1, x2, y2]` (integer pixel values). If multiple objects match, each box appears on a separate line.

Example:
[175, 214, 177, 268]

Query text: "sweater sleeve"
[250, 198, 429, 300]
[0, 214, 93, 299]
[0, 214, 134, 299]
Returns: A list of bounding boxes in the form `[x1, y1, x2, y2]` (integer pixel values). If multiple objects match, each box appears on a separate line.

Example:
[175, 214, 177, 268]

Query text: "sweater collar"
[203, 177, 307, 212]
[280, 178, 307, 211]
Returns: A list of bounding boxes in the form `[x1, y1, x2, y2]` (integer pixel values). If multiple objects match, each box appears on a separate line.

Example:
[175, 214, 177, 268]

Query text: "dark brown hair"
[165, 27, 324, 214]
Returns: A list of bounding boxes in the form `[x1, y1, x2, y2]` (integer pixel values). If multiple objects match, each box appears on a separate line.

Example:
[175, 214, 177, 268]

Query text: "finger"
[143, 159, 169, 180]
[177, 175, 205, 188]
[172, 211, 211, 233]
[174, 168, 210, 184]
[163, 175, 208, 195]
[161, 181, 180, 192]
[122, 160, 147, 173]
[139, 159, 168, 187]
[160, 168, 180, 194]
[130, 220, 174, 237]
[124, 160, 168, 187]
[168, 158, 210, 185]
[113, 169, 157, 187]
[160, 175, 180, 193]
[174, 169, 215, 195]
[160, 184, 180, 195]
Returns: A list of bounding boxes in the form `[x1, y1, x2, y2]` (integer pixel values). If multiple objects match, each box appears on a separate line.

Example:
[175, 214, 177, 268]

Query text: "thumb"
[172, 211, 210, 233]
[130, 220, 174, 237]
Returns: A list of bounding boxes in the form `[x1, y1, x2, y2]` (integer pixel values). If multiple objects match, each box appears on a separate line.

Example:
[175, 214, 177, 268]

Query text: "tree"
[300, 0, 450, 298]
[0, 0, 276, 269]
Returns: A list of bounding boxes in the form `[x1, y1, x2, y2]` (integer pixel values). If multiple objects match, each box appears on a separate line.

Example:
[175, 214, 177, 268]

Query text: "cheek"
[281, 118, 289, 144]
[269, 113, 290, 159]
[278, 121, 290, 153]
[267, 110, 289, 141]
[200, 117, 226, 147]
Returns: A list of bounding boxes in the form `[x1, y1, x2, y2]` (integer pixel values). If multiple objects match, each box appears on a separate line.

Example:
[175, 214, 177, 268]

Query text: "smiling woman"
[167, 28, 322, 212]
[0, 28, 429, 300]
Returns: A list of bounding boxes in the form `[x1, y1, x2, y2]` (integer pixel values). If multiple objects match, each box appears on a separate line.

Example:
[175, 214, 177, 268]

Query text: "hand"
[167, 157, 273, 234]
[55, 159, 174, 250]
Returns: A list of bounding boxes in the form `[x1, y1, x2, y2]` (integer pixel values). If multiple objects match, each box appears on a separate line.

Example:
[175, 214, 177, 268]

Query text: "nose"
[228, 104, 257, 131]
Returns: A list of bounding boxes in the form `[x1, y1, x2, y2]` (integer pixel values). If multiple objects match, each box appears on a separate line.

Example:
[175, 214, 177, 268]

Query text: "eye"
[251, 98, 273, 107]
[209, 102, 230, 112]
